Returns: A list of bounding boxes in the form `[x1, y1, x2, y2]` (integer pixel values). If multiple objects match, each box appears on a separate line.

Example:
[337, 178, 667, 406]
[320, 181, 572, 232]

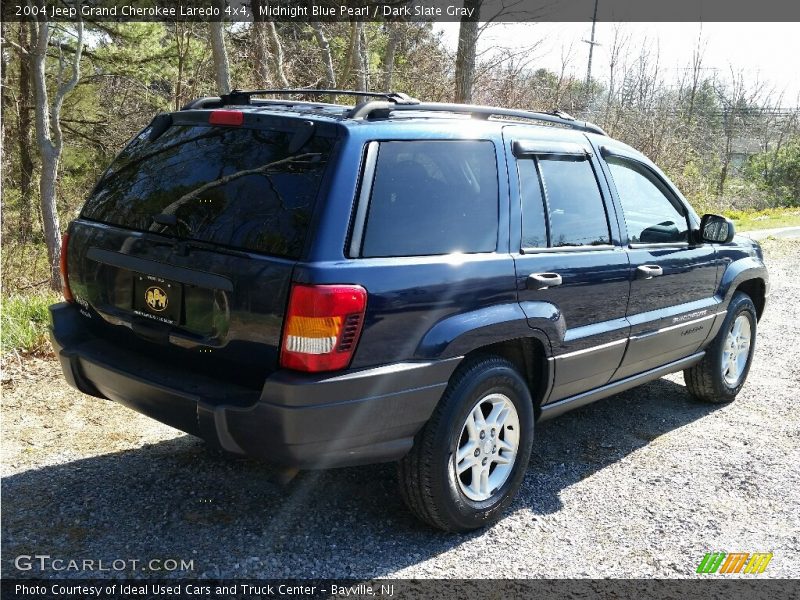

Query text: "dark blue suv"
[50, 90, 769, 531]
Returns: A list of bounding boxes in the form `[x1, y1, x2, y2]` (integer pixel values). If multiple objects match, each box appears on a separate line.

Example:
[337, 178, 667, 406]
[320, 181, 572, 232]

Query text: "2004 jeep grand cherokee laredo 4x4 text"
[50, 89, 768, 531]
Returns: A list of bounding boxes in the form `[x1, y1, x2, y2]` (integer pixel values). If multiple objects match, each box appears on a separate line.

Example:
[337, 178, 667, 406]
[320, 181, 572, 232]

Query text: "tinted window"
[538, 157, 610, 247]
[606, 157, 689, 244]
[81, 124, 333, 258]
[360, 141, 498, 257]
[518, 159, 547, 249]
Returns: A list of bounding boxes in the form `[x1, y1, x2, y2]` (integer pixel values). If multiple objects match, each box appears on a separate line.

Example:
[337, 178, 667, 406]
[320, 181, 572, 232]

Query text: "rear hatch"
[66, 109, 339, 389]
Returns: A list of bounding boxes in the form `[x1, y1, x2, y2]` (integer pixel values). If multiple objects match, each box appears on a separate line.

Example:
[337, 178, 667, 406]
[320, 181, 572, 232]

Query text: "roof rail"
[348, 101, 608, 136]
[218, 88, 420, 106]
[181, 89, 606, 135]
[181, 96, 223, 110]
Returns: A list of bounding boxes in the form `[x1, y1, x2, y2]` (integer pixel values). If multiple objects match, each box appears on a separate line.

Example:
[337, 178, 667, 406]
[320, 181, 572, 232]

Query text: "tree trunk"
[250, 0, 271, 86]
[39, 150, 61, 288]
[251, 22, 272, 86]
[174, 24, 185, 110]
[454, 0, 481, 103]
[31, 20, 84, 290]
[311, 23, 336, 89]
[266, 22, 289, 87]
[357, 23, 368, 92]
[341, 22, 358, 87]
[17, 23, 35, 239]
[210, 21, 231, 94]
[381, 24, 400, 91]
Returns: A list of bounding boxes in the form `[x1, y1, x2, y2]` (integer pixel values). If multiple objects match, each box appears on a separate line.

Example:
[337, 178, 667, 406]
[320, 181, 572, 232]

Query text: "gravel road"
[2, 239, 798, 580]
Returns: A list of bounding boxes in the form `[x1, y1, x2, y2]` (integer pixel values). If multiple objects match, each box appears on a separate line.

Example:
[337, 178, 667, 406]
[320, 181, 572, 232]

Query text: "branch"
[156, 153, 321, 218]
[51, 20, 84, 151]
[0, 35, 30, 56]
[60, 122, 109, 152]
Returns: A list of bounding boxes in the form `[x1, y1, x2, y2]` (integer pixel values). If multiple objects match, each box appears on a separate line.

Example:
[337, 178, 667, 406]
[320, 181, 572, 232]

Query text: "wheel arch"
[733, 278, 766, 321]
[460, 335, 553, 420]
[718, 257, 768, 321]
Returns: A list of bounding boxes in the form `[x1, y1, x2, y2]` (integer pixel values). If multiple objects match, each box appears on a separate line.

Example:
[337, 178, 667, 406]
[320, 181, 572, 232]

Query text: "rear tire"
[398, 356, 534, 532]
[684, 292, 757, 403]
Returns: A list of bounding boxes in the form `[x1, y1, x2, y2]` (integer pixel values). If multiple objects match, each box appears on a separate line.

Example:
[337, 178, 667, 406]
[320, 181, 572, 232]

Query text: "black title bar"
[3, 0, 800, 23]
[3, 579, 800, 600]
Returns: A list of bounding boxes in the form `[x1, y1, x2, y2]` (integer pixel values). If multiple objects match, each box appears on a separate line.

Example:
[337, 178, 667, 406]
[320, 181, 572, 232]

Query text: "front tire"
[398, 356, 534, 532]
[684, 292, 757, 403]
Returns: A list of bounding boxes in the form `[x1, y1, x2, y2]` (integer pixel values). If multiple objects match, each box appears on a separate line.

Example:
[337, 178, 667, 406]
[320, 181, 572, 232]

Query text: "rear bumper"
[50, 303, 459, 468]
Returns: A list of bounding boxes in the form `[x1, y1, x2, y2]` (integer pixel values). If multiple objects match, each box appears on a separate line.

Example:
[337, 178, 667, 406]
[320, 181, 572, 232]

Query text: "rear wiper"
[152, 213, 177, 227]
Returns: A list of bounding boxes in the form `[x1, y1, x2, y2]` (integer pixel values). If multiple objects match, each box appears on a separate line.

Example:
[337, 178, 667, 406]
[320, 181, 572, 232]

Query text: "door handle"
[636, 264, 664, 279]
[527, 272, 563, 290]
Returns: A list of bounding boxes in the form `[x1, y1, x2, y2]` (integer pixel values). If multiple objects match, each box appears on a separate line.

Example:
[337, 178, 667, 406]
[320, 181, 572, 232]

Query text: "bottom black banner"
[2, 579, 798, 600]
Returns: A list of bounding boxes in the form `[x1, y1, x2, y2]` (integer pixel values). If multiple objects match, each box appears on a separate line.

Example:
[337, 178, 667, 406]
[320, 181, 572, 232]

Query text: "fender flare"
[414, 301, 560, 360]
[718, 257, 768, 307]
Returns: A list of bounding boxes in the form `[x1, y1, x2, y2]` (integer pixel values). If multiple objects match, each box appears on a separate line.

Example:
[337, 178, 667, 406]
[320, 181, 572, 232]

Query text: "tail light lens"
[280, 284, 367, 373]
[60, 233, 74, 303]
[209, 110, 244, 126]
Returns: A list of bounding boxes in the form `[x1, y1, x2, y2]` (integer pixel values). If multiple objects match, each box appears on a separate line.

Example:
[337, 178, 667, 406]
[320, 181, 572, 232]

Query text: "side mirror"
[699, 214, 735, 244]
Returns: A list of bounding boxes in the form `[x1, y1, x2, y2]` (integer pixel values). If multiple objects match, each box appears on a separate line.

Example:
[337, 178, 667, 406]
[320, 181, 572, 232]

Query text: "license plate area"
[133, 273, 183, 325]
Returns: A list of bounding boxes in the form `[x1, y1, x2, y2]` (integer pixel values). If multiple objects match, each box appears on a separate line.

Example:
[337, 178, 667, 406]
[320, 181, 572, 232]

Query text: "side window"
[606, 156, 689, 244]
[517, 159, 547, 248]
[360, 140, 498, 257]
[538, 157, 610, 247]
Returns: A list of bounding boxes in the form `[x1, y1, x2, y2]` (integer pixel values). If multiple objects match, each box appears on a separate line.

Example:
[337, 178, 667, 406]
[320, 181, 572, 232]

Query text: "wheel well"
[464, 337, 548, 418]
[734, 278, 766, 320]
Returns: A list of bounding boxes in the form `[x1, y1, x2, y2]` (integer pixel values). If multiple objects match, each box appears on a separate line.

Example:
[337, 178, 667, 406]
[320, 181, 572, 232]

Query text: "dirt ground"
[2, 239, 798, 579]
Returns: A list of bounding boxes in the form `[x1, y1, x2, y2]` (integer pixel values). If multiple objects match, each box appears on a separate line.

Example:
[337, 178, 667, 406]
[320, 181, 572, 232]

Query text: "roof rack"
[348, 101, 608, 136]
[181, 89, 607, 135]
[219, 88, 420, 106]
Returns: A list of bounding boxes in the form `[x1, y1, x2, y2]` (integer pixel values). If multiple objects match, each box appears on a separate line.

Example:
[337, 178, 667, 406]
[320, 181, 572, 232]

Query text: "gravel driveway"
[2, 239, 798, 580]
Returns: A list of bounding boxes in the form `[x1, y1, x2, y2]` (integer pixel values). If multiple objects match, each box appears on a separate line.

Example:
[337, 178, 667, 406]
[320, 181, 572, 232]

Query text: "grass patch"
[724, 207, 800, 231]
[1, 293, 59, 355]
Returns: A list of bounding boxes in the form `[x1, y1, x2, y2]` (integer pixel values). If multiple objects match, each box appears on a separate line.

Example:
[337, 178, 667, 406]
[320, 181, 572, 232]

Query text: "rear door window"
[359, 140, 498, 257]
[517, 155, 611, 249]
[538, 157, 610, 247]
[81, 124, 334, 258]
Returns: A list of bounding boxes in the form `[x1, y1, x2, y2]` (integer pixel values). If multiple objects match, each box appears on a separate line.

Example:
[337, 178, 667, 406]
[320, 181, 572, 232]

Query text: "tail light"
[209, 110, 243, 126]
[60, 233, 74, 303]
[280, 284, 367, 373]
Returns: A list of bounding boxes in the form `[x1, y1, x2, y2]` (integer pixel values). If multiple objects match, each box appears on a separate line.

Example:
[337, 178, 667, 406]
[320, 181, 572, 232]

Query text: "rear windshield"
[81, 123, 334, 258]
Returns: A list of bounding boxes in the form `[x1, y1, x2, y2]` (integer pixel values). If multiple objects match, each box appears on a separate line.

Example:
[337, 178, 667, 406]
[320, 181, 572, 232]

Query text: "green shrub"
[1, 293, 59, 355]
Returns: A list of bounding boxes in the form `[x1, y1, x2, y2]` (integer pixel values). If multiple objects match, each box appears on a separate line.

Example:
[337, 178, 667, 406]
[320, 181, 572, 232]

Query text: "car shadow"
[2, 377, 721, 579]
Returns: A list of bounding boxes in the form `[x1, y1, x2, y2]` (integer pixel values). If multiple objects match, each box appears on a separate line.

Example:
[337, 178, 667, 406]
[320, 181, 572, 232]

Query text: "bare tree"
[341, 22, 359, 87]
[311, 23, 336, 89]
[715, 68, 767, 196]
[209, 21, 231, 94]
[685, 28, 706, 125]
[251, 22, 272, 86]
[173, 23, 191, 110]
[454, 0, 481, 102]
[30, 20, 84, 290]
[250, 0, 272, 86]
[381, 23, 400, 90]
[266, 22, 289, 87]
[357, 23, 368, 91]
[554, 41, 576, 109]
[15, 23, 36, 238]
[603, 25, 629, 133]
